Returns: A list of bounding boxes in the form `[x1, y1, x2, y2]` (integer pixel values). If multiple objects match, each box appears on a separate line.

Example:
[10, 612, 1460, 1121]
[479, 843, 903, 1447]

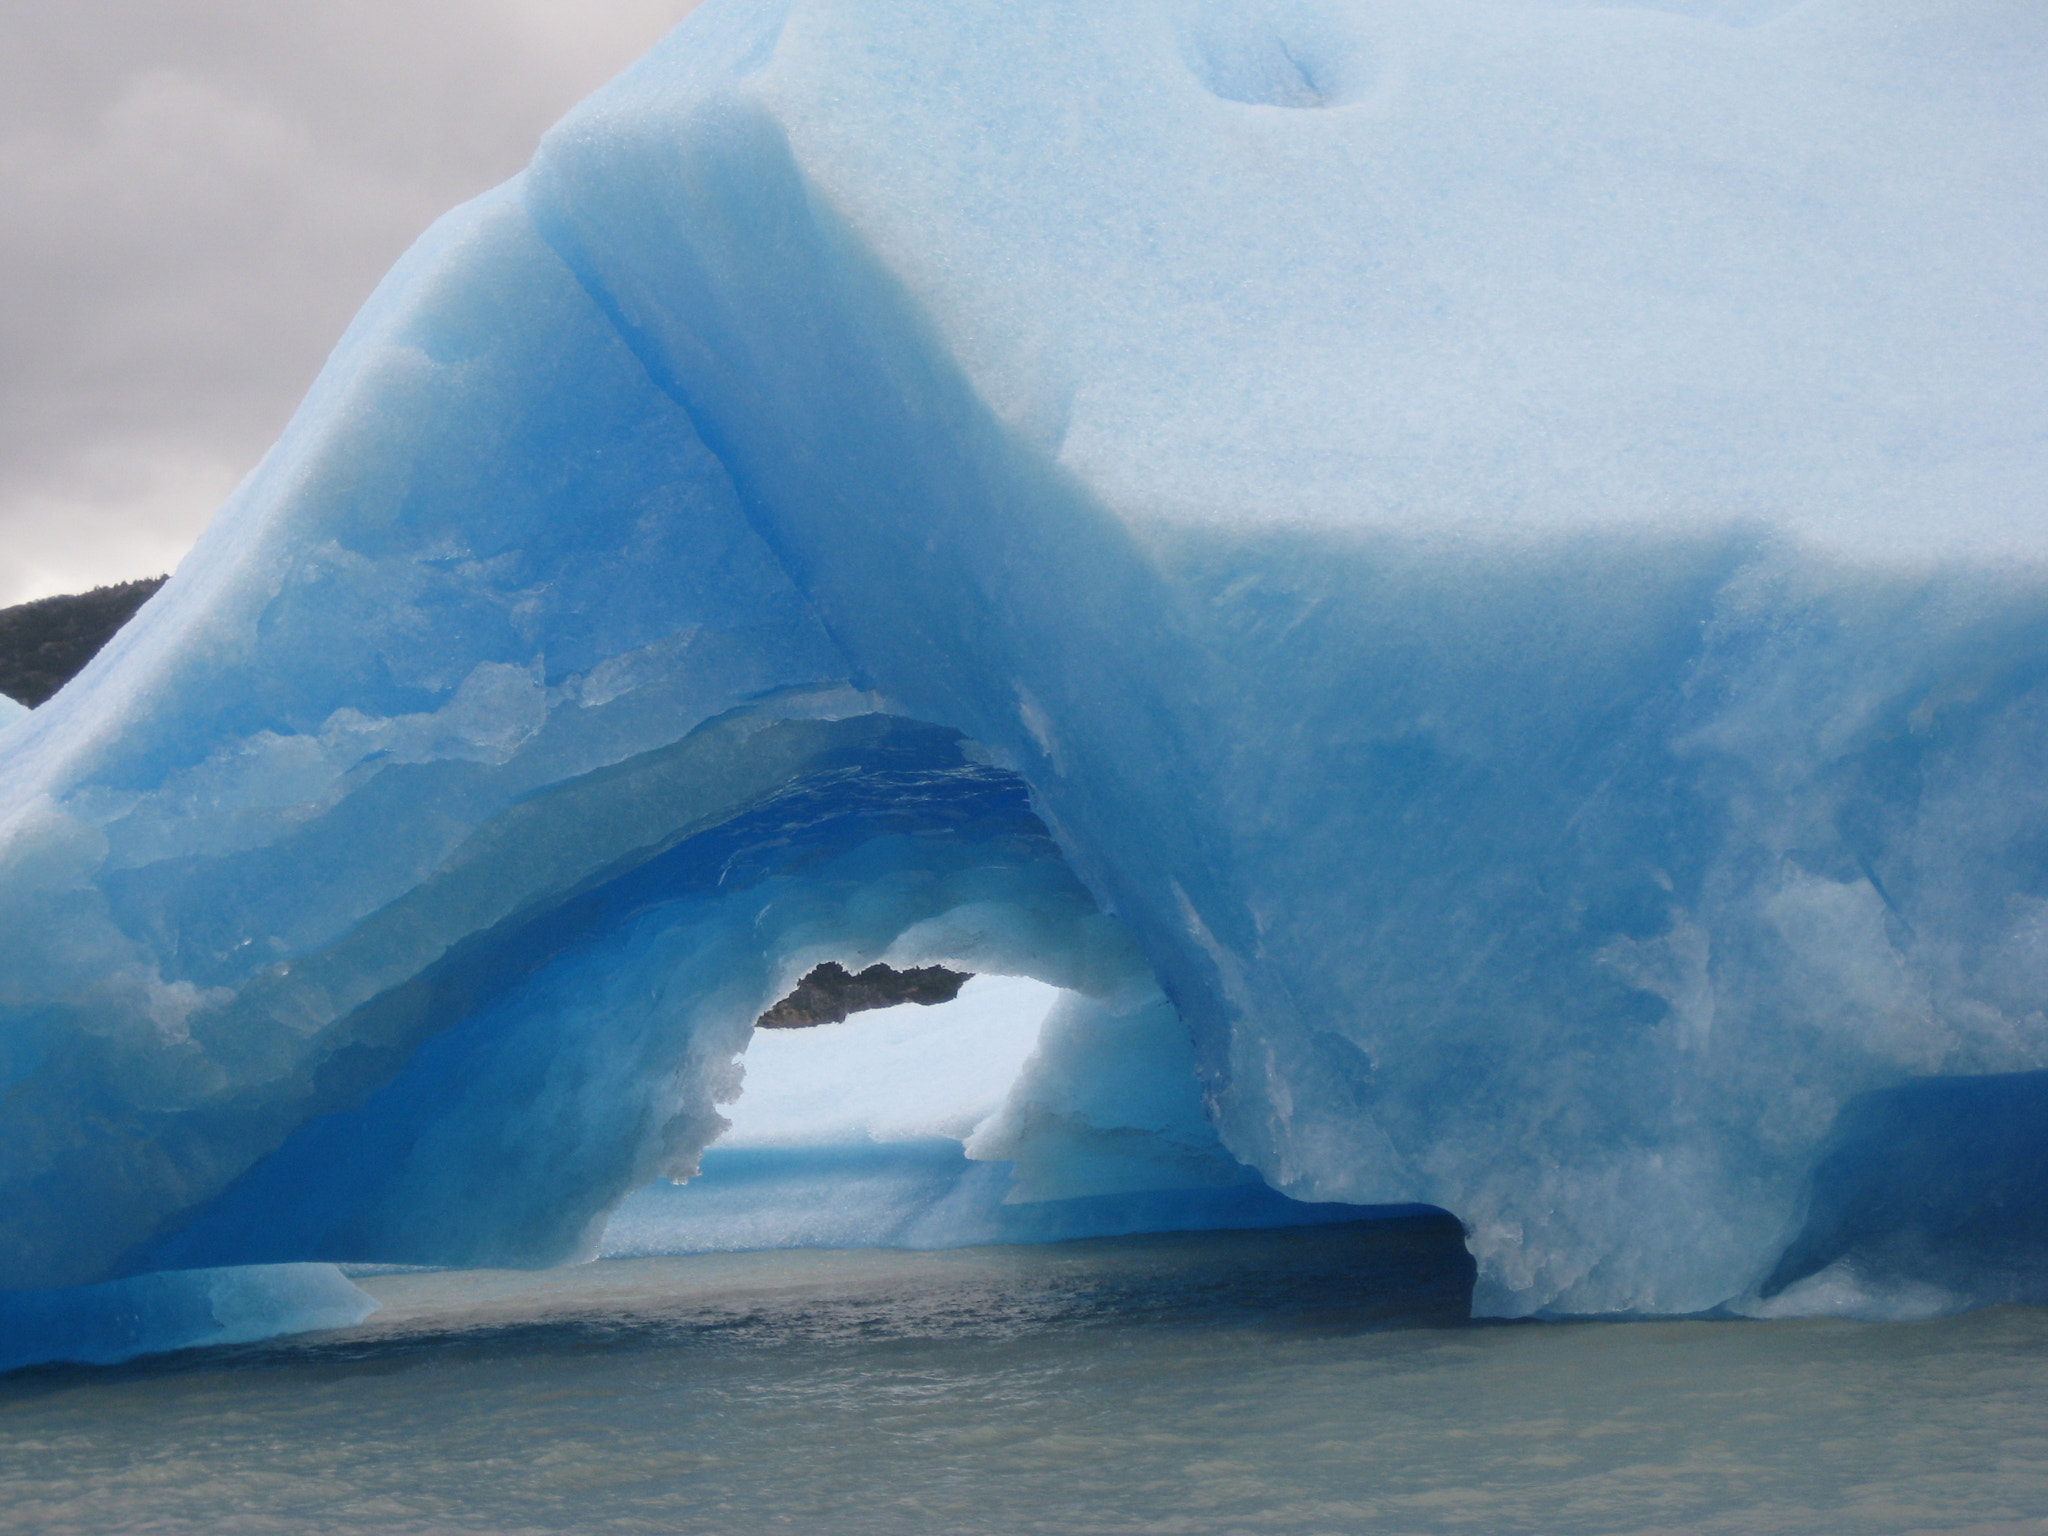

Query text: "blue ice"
[1, 0, 2045, 1367]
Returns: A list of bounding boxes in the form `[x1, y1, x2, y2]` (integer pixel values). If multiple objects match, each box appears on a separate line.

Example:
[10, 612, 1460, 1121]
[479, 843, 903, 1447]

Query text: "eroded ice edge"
[2, 0, 2045, 1369]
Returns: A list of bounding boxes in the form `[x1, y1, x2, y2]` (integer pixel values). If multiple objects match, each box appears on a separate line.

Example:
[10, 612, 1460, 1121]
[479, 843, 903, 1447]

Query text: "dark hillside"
[0, 576, 167, 708]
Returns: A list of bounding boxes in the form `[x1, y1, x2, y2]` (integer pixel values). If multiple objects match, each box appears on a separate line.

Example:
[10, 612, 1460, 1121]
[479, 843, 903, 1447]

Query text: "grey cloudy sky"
[0, 0, 700, 606]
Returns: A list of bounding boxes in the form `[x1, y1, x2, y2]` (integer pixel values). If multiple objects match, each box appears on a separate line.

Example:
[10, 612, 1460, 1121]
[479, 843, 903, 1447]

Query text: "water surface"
[4, 1223, 2046, 1535]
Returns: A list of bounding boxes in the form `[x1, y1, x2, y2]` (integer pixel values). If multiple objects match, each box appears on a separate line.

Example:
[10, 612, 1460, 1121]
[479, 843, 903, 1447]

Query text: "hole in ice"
[596, 976, 1060, 1258]
[1181, 2, 1351, 109]
[727, 973, 1059, 1147]
[1618, 0, 1807, 24]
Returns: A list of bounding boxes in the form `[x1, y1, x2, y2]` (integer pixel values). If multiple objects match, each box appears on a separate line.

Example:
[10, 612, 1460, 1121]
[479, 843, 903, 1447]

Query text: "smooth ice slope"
[0, 0, 2044, 1338]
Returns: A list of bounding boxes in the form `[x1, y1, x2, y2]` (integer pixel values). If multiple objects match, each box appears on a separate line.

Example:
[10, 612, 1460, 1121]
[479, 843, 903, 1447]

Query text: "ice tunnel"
[3, 0, 2047, 1363]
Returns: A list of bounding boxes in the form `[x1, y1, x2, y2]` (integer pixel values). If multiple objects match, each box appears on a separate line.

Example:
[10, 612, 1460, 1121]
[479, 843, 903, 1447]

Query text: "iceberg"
[1, 0, 2044, 1353]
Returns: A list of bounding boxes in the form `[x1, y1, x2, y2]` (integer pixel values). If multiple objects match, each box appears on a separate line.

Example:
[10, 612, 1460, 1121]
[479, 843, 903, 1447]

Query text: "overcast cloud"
[0, 0, 699, 605]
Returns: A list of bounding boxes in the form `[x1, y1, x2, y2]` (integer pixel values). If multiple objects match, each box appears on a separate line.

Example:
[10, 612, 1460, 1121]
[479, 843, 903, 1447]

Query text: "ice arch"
[2, 0, 2047, 1330]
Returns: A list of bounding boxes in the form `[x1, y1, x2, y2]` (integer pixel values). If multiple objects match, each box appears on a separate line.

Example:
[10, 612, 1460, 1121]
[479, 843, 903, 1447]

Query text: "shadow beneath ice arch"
[599, 1135, 1452, 1260]
[1761, 1070, 2048, 1312]
[3, 1218, 1479, 1387]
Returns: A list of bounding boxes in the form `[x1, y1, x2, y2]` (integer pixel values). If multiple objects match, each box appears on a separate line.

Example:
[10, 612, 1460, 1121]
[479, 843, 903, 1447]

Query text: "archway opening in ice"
[730, 972, 1057, 1147]
[599, 973, 1061, 1258]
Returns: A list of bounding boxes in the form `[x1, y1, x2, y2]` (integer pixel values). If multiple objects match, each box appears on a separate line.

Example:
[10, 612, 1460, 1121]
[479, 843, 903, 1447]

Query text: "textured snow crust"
[1, 0, 2045, 1359]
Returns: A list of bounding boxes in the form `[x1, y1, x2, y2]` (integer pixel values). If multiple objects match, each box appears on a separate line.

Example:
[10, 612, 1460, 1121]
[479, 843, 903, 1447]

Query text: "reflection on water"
[5, 1220, 2048, 1535]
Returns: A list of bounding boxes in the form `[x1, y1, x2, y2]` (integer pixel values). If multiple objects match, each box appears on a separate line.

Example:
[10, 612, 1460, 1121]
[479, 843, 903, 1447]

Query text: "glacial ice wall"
[0, 0, 2044, 1331]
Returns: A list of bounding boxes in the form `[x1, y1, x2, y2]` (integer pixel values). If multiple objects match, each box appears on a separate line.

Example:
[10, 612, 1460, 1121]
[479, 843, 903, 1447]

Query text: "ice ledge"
[0, 1265, 378, 1375]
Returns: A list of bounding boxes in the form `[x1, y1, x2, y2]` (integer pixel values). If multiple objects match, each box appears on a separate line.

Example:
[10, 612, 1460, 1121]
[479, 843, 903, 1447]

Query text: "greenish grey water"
[3, 1226, 2046, 1535]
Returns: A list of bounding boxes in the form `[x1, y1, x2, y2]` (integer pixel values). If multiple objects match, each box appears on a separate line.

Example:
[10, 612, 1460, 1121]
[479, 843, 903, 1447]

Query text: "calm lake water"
[4, 1223, 2047, 1535]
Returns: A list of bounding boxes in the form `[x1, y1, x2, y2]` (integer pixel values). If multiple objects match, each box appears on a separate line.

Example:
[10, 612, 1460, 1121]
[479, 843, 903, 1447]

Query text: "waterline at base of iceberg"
[5, 1228, 2047, 1536]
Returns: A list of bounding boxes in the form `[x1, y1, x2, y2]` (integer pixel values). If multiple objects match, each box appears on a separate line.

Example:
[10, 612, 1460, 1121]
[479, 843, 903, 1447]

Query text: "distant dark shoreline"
[0, 576, 166, 708]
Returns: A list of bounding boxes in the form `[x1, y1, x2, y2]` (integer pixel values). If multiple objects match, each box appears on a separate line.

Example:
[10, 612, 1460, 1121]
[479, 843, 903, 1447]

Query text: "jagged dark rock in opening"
[758, 961, 973, 1028]
[0, 576, 168, 708]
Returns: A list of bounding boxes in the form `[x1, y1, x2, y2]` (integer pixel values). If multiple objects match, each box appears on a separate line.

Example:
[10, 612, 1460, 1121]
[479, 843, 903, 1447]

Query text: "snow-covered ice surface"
[2, 0, 2047, 1361]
